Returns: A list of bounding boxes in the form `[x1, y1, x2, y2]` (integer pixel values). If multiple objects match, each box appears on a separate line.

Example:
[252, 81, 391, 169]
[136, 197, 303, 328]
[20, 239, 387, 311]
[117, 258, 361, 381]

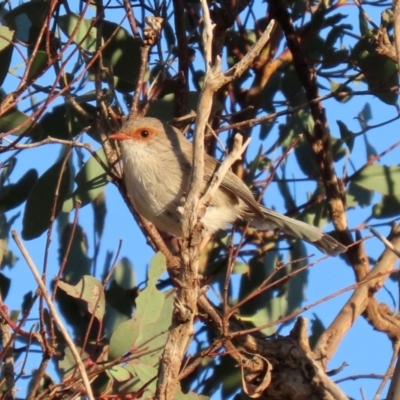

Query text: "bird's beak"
[109, 132, 131, 141]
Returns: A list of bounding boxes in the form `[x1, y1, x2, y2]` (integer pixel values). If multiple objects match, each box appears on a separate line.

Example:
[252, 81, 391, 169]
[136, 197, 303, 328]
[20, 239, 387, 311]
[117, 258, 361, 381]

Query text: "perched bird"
[110, 117, 346, 256]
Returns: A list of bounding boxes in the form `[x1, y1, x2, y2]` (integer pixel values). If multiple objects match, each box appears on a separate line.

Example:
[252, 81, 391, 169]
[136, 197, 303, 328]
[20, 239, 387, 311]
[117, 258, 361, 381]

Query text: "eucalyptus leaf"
[0, 169, 38, 212]
[63, 148, 109, 212]
[351, 165, 400, 196]
[0, 106, 43, 137]
[0, 26, 14, 86]
[22, 156, 71, 240]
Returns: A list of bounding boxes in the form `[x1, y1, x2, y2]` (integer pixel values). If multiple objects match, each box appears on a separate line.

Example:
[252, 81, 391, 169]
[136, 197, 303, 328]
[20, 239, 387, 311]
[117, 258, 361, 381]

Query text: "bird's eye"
[140, 130, 149, 138]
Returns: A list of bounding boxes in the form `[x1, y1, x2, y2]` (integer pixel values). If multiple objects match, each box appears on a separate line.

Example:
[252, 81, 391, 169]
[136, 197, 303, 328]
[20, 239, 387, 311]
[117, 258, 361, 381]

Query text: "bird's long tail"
[252, 206, 347, 256]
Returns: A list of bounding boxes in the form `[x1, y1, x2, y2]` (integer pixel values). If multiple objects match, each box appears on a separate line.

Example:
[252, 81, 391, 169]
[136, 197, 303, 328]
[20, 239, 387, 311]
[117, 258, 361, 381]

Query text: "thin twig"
[11, 231, 94, 400]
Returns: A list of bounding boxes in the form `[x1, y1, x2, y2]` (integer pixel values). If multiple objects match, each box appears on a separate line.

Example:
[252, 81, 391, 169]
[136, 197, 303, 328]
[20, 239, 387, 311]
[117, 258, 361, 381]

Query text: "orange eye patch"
[110, 126, 157, 141]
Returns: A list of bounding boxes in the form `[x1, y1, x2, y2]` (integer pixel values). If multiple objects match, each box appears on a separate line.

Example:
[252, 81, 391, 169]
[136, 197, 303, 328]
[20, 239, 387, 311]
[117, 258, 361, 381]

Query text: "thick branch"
[314, 224, 400, 364]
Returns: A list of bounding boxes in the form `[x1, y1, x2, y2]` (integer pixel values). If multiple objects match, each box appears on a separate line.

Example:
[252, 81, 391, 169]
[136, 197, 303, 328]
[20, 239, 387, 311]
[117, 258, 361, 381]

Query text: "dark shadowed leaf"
[38, 103, 96, 141]
[294, 137, 319, 178]
[346, 181, 373, 208]
[22, 156, 71, 240]
[358, 103, 372, 126]
[104, 257, 136, 335]
[0, 273, 10, 300]
[59, 223, 91, 283]
[372, 195, 400, 219]
[0, 106, 43, 138]
[102, 20, 141, 92]
[147, 92, 223, 121]
[0, 169, 38, 212]
[351, 38, 398, 106]
[309, 314, 325, 350]
[287, 240, 308, 313]
[278, 111, 313, 148]
[93, 191, 107, 238]
[3, 1, 49, 44]
[337, 120, 354, 152]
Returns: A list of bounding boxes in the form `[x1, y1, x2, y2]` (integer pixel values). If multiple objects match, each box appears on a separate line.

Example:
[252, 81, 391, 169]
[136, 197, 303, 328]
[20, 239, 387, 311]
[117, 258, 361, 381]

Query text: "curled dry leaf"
[241, 354, 272, 398]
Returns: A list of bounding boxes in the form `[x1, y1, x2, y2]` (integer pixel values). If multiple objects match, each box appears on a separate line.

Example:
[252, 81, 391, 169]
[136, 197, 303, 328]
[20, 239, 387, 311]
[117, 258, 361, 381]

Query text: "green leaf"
[330, 80, 352, 103]
[107, 365, 131, 382]
[108, 254, 169, 361]
[27, 50, 48, 80]
[0, 26, 14, 86]
[351, 165, 400, 196]
[58, 275, 105, 322]
[359, 9, 372, 37]
[134, 253, 167, 328]
[22, 155, 71, 240]
[0, 26, 14, 52]
[59, 347, 90, 377]
[148, 252, 167, 285]
[59, 13, 98, 52]
[278, 110, 313, 148]
[127, 362, 158, 393]
[0, 106, 43, 137]
[0, 169, 38, 212]
[63, 148, 109, 212]
[108, 319, 141, 360]
[135, 292, 174, 364]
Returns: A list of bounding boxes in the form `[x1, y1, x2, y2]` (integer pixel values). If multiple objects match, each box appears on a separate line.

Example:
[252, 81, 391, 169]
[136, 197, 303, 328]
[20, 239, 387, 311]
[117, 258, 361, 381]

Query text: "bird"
[109, 117, 346, 256]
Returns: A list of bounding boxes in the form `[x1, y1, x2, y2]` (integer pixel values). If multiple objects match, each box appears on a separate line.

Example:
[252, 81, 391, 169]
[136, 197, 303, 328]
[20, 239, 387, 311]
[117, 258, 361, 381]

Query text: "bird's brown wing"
[203, 153, 264, 220]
